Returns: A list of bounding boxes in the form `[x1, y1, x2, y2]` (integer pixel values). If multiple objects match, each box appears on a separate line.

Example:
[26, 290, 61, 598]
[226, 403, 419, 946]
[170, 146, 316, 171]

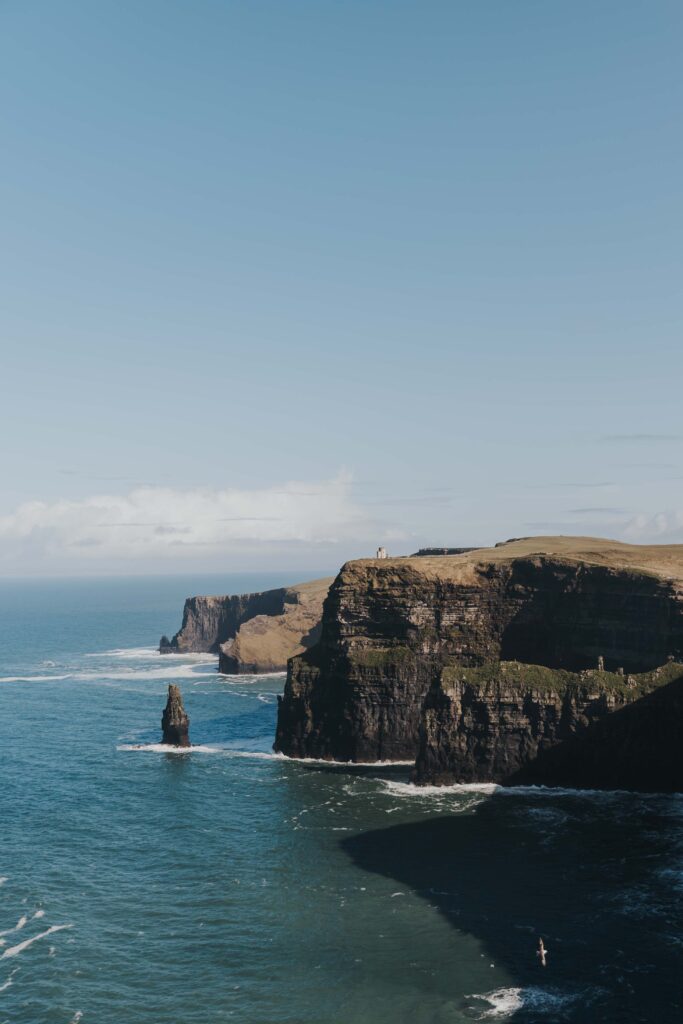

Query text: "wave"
[466, 985, 597, 1019]
[218, 670, 287, 680]
[117, 744, 292, 760]
[87, 647, 218, 663]
[382, 780, 498, 798]
[116, 744, 413, 768]
[1, 923, 72, 960]
[0, 878, 7, 887]
[380, 779, 683, 802]
[0, 914, 28, 938]
[0, 664, 218, 685]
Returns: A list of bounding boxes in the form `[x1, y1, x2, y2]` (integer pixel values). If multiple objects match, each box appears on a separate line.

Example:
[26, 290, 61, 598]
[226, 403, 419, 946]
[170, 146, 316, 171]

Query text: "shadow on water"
[341, 794, 683, 1022]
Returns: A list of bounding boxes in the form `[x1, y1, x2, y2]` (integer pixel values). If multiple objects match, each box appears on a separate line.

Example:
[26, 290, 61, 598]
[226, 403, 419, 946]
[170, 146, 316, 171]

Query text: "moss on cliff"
[440, 658, 683, 697]
[348, 646, 415, 669]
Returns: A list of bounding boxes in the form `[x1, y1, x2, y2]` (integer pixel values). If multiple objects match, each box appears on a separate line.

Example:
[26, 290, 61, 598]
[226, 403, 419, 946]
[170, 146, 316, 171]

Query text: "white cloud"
[0, 472, 405, 573]
[622, 510, 683, 544]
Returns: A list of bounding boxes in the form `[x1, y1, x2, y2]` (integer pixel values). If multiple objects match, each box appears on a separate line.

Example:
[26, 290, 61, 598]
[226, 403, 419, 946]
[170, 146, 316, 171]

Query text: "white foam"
[0, 969, 18, 993]
[118, 743, 202, 755]
[67, 1012, 83, 1023]
[218, 670, 286, 680]
[382, 780, 498, 798]
[467, 986, 587, 1019]
[77, 663, 217, 682]
[116, 744, 413, 767]
[381, 779, 677, 802]
[0, 878, 7, 887]
[466, 983, 602, 1015]
[88, 647, 213, 662]
[0, 915, 28, 937]
[0, 660, 219, 685]
[32, 910, 45, 920]
[290, 755, 414, 768]
[1, 924, 72, 960]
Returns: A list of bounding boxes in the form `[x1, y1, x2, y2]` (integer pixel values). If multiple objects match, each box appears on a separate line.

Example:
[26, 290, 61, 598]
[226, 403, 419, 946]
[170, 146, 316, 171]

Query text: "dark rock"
[414, 660, 683, 786]
[275, 537, 683, 777]
[161, 684, 190, 747]
[518, 669, 683, 792]
[411, 547, 481, 556]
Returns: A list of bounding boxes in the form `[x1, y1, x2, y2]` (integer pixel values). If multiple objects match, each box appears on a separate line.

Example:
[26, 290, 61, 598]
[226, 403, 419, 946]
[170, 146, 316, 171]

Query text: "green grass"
[440, 659, 683, 697]
[349, 646, 415, 669]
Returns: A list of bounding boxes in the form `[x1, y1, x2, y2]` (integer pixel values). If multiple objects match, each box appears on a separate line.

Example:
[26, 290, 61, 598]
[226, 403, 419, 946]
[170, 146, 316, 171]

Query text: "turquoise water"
[1, 576, 682, 1023]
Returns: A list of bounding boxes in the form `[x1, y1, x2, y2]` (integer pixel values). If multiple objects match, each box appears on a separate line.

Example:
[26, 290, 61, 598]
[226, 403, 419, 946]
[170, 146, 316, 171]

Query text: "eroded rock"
[161, 684, 190, 747]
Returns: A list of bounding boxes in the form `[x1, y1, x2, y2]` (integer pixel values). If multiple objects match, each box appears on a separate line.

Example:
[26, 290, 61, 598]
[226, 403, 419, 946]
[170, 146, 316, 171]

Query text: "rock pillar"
[161, 684, 190, 747]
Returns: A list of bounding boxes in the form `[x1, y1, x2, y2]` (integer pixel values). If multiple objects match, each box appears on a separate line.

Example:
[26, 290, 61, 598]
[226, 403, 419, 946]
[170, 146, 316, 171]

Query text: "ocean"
[0, 575, 681, 1023]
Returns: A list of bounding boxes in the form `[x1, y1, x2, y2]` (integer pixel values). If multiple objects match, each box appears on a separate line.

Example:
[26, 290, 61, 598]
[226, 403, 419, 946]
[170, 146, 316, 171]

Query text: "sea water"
[0, 575, 681, 1023]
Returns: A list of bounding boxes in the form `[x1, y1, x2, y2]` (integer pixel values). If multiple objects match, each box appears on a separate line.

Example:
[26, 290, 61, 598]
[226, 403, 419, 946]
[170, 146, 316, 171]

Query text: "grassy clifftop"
[350, 536, 683, 584]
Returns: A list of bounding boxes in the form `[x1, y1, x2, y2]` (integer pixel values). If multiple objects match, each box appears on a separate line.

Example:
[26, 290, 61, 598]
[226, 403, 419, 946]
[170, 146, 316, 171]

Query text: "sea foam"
[1, 923, 72, 960]
[467, 985, 593, 1019]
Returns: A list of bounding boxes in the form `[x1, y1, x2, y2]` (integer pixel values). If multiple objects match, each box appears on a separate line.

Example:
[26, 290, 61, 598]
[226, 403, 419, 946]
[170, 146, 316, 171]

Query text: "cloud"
[622, 511, 683, 544]
[0, 472, 400, 572]
[566, 507, 628, 515]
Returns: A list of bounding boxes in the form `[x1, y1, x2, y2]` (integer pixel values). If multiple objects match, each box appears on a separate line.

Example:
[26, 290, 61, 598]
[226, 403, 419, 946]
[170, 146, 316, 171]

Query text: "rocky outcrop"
[161, 684, 190, 747]
[275, 537, 683, 773]
[414, 660, 683, 786]
[160, 578, 332, 674]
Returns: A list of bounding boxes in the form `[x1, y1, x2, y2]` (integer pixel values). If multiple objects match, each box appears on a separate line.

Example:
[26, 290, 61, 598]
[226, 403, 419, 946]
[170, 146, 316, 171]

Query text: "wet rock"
[161, 684, 190, 747]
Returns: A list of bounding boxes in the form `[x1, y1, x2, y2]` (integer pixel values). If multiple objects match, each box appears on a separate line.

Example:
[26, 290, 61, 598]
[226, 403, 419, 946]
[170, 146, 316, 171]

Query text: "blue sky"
[1, 1, 682, 575]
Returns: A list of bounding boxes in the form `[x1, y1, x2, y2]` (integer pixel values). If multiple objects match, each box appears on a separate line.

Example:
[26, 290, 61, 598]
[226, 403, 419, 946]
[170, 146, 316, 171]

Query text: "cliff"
[274, 537, 683, 786]
[415, 660, 683, 786]
[160, 577, 332, 674]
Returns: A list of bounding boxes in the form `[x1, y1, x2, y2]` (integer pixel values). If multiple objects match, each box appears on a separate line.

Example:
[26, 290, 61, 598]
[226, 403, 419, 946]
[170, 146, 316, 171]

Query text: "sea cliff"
[274, 537, 683, 789]
[161, 577, 332, 674]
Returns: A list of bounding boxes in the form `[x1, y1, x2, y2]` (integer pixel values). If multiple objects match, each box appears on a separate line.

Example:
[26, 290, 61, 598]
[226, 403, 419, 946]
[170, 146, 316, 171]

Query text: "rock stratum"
[274, 537, 683, 790]
[160, 577, 333, 674]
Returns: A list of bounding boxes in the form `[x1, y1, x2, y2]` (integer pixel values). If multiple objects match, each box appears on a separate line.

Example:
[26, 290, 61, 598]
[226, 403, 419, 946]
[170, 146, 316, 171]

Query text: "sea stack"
[161, 684, 190, 747]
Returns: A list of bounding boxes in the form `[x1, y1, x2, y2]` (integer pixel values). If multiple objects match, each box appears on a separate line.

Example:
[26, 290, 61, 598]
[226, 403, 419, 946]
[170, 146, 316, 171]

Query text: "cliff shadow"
[508, 672, 683, 792]
[341, 794, 683, 1021]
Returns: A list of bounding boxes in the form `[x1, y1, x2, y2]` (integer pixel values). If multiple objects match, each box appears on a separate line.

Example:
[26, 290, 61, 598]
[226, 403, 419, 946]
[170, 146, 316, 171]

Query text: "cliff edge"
[274, 537, 683, 789]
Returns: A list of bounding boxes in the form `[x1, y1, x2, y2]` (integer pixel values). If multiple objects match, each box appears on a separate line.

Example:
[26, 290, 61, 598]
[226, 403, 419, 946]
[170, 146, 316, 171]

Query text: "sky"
[1, 0, 682, 576]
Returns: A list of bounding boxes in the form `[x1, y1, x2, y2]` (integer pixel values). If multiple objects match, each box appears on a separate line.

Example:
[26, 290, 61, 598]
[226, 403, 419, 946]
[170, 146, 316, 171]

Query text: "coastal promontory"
[275, 537, 683, 790]
[161, 577, 333, 674]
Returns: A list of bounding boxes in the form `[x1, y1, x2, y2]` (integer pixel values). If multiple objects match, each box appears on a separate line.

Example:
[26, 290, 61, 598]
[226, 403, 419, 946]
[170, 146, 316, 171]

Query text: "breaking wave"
[380, 779, 683, 802]
[466, 985, 598, 1019]
[1, 924, 72, 960]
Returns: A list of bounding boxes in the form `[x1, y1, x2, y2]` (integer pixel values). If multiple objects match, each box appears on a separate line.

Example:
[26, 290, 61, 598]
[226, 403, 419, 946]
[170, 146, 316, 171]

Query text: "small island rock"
[161, 684, 190, 747]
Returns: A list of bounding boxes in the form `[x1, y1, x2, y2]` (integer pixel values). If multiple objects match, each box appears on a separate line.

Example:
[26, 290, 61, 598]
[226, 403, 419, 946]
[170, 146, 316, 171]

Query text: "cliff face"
[415, 661, 683, 786]
[161, 578, 332, 673]
[161, 590, 286, 654]
[218, 580, 328, 673]
[275, 537, 683, 778]
[519, 669, 683, 792]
